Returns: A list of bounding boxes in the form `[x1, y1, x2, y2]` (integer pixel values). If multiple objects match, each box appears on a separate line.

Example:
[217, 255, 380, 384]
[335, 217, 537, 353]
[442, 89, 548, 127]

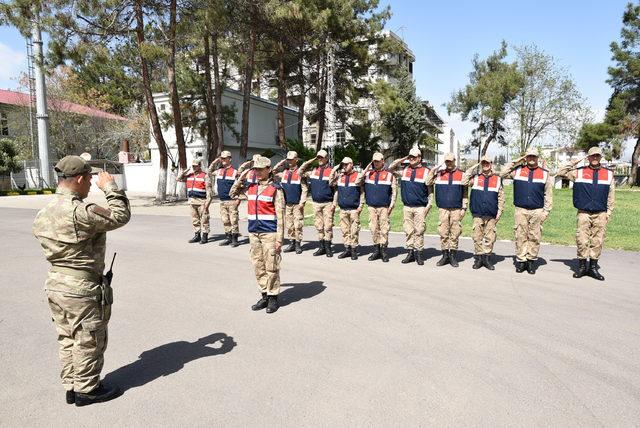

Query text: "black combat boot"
[482, 254, 495, 271]
[472, 255, 483, 270]
[200, 233, 208, 244]
[313, 240, 326, 256]
[415, 250, 424, 266]
[515, 260, 527, 273]
[338, 246, 351, 259]
[588, 259, 605, 281]
[368, 244, 381, 261]
[266, 295, 280, 314]
[66, 390, 75, 405]
[526, 260, 536, 275]
[401, 250, 415, 264]
[573, 259, 588, 278]
[295, 240, 303, 254]
[436, 250, 450, 266]
[251, 293, 268, 311]
[351, 246, 359, 260]
[220, 233, 232, 246]
[231, 233, 240, 247]
[449, 250, 459, 268]
[283, 240, 296, 253]
[381, 245, 389, 263]
[74, 384, 122, 407]
[188, 232, 201, 243]
[325, 240, 333, 258]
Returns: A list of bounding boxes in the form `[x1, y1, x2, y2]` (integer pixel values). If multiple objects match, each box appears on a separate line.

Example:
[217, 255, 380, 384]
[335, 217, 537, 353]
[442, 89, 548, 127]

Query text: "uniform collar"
[56, 187, 82, 199]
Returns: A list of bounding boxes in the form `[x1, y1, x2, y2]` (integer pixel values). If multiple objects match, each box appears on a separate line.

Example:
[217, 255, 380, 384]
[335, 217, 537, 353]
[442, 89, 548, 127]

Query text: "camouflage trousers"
[45, 272, 110, 393]
[403, 206, 428, 250]
[576, 211, 609, 259]
[313, 201, 335, 241]
[438, 208, 465, 250]
[339, 209, 361, 247]
[472, 216, 498, 255]
[189, 201, 210, 234]
[220, 200, 239, 234]
[514, 207, 544, 262]
[368, 206, 390, 245]
[249, 232, 281, 296]
[285, 204, 305, 241]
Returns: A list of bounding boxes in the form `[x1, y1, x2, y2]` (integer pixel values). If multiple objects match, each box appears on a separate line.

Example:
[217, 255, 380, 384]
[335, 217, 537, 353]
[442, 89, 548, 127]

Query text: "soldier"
[273, 151, 308, 254]
[556, 146, 615, 281]
[363, 152, 397, 263]
[300, 149, 335, 257]
[388, 148, 433, 266]
[462, 156, 505, 270]
[426, 152, 468, 267]
[230, 156, 285, 313]
[238, 154, 261, 184]
[329, 157, 365, 260]
[177, 158, 213, 244]
[501, 148, 553, 274]
[208, 151, 241, 247]
[33, 155, 131, 406]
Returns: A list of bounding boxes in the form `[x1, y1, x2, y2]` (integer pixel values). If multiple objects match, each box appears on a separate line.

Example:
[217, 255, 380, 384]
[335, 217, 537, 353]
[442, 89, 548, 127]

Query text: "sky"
[0, 0, 633, 158]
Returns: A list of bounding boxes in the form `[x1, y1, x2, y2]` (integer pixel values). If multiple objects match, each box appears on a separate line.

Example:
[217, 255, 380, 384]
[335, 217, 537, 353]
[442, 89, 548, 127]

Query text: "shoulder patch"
[87, 204, 112, 219]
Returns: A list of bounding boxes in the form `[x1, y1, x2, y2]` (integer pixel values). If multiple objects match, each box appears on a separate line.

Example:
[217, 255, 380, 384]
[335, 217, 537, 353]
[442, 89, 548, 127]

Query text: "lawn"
[304, 188, 640, 251]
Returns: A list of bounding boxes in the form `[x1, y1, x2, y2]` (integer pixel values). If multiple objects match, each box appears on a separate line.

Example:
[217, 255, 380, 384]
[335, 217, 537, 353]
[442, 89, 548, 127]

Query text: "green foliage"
[284, 139, 316, 162]
[339, 121, 381, 167]
[0, 139, 23, 175]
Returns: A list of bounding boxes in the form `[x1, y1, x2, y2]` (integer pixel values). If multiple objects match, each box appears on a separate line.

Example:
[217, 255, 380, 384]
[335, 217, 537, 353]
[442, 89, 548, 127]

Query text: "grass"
[304, 188, 640, 251]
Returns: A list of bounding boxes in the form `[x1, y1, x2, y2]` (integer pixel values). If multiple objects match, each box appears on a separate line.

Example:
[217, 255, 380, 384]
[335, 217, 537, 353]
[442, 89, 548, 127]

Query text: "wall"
[123, 163, 156, 193]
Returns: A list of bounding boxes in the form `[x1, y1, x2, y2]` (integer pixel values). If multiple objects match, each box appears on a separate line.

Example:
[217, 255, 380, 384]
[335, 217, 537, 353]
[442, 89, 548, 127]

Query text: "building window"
[160, 104, 166, 111]
[0, 112, 8, 136]
[408, 62, 413, 74]
[310, 133, 317, 146]
[336, 131, 346, 145]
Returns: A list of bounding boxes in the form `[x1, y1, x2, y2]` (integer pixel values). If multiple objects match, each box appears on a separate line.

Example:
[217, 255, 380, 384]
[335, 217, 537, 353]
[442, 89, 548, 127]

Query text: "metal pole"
[32, 14, 52, 188]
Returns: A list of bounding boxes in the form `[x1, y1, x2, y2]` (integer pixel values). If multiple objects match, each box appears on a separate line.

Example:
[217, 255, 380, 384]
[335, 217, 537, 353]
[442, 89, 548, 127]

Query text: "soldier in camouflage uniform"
[177, 158, 213, 244]
[33, 156, 131, 406]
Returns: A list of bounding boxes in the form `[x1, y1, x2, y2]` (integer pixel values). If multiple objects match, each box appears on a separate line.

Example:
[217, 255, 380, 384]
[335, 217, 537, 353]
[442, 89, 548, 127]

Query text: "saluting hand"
[96, 171, 115, 191]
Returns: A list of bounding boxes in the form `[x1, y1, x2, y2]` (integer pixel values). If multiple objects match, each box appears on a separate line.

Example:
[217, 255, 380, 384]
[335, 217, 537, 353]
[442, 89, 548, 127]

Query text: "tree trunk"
[134, 0, 169, 202]
[276, 40, 287, 148]
[315, 56, 327, 151]
[203, 30, 218, 163]
[167, 0, 186, 199]
[212, 33, 224, 154]
[481, 132, 495, 156]
[297, 52, 305, 143]
[630, 137, 640, 187]
[240, 19, 257, 158]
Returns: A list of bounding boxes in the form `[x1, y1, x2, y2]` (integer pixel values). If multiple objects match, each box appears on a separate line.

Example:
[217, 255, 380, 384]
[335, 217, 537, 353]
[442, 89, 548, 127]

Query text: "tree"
[342, 120, 381, 167]
[448, 41, 524, 156]
[0, 139, 22, 175]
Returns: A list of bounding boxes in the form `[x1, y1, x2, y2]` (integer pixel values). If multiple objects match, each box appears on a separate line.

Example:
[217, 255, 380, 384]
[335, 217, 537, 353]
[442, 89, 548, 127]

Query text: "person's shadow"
[278, 281, 326, 307]
[103, 332, 236, 393]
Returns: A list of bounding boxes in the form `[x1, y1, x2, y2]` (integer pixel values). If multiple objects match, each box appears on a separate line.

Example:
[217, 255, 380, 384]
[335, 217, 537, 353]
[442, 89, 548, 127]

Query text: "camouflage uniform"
[330, 170, 365, 248]
[177, 169, 213, 234]
[33, 183, 130, 393]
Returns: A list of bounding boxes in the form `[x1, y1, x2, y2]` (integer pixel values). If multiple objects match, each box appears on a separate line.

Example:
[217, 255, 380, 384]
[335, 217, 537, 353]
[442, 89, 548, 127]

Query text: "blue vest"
[573, 167, 612, 213]
[400, 166, 430, 207]
[469, 174, 501, 218]
[309, 166, 334, 203]
[512, 166, 548, 210]
[214, 166, 237, 201]
[280, 168, 303, 204]
[337, 172, 361, 210]
[364, 170, 393, 208]
[434, 169, 464, 209]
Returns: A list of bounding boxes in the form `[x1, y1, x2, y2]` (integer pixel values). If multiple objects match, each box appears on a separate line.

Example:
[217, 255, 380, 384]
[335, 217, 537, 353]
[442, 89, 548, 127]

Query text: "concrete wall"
[123, 163, 156, 193]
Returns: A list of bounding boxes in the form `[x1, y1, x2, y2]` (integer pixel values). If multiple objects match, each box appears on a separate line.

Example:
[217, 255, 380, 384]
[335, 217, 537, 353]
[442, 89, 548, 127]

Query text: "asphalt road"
[1, 206, 639, 426]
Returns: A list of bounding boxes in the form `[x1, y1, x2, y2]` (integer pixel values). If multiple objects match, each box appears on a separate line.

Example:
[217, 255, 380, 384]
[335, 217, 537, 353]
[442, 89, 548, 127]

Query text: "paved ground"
[1, 199, 640, 426]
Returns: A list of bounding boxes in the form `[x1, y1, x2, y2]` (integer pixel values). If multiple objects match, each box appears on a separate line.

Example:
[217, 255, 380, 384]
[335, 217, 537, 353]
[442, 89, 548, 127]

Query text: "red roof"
[0, 89, 127, 121]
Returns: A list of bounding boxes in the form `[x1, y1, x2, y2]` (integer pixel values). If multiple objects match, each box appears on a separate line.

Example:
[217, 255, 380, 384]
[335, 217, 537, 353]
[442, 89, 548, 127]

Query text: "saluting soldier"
[462, 156, 505, 270]
[388, 147, 433, 266]
[299, 150, 336, 257]
[273, 151, 308, 254]
[329, 157, 365, 260]
[426, 152, 468, 267]
[208, 150, 241, 247]
[363, 152, 397, 263]
[33, 156, 131, 406]
[501, 148, 553, 274]
[556, 146, 614, 281]
[177, 158, 213, 244]
[230, 156, 285, 314]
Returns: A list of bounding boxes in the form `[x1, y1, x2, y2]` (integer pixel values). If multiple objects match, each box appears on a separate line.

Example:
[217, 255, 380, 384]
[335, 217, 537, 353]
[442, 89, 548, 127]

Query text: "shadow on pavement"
[550, 258, 580, 275]
[103, 332, 236, 393]
[278, 281, 326, 307]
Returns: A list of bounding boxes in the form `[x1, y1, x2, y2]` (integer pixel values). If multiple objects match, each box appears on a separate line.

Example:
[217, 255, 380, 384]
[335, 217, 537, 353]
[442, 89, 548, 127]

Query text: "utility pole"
[32, 13, 52, 188]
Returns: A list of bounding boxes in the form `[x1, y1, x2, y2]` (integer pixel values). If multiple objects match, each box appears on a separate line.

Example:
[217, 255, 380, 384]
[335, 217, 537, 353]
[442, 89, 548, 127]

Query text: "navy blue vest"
[364, 170, 393, 208]
[434, 169, 464, 209]
[512, 166, 548, 210]
[469, 174, 501, 218]
[337, 172, 361, 210]
[573, 167, 612, 213]
[280, 168, 303, 204]
[214, 166, 237, 201]
[309, 166, 334, 203]
[400, 166, 429, 207]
